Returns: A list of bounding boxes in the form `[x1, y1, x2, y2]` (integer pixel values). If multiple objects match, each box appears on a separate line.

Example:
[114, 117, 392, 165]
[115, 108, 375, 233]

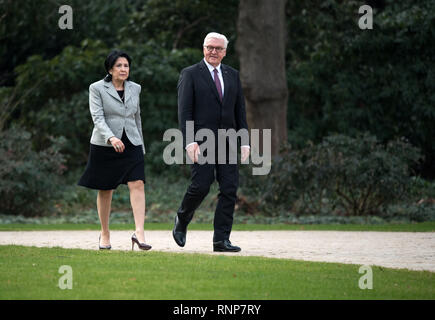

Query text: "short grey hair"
[203, 32, 229, 48]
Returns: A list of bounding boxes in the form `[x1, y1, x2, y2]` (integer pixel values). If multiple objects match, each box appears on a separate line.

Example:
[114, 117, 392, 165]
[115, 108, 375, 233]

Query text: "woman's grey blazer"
[88, 79, 145, 154]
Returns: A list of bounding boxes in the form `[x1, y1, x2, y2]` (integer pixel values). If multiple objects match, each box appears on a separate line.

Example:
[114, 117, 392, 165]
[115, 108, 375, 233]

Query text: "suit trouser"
[177, 161, 239, 242]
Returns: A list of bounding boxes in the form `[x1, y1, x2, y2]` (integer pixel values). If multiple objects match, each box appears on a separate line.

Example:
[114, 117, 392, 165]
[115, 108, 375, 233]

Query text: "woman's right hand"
[109, 136, 125, 153]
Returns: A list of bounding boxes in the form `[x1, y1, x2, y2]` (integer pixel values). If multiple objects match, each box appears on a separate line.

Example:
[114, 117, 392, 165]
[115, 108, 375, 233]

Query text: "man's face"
[203, 38, 226, 67]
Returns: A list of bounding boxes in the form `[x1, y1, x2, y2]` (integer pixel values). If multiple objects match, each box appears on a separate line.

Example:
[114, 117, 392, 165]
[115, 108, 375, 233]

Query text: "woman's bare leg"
[128, 180, 146, 243]
[97, 189, 113, 246]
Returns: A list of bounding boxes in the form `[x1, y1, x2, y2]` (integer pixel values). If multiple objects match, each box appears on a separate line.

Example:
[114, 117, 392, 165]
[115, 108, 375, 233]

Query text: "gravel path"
[1, 230, 434, 272]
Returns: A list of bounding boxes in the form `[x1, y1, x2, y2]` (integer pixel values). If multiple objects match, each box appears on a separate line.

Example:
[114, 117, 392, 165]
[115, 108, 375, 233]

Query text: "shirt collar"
[203, 58, 221, 74]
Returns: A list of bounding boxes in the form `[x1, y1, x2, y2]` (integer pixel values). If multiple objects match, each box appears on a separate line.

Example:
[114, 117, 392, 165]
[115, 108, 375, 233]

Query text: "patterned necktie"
[213, 68, 223, 101]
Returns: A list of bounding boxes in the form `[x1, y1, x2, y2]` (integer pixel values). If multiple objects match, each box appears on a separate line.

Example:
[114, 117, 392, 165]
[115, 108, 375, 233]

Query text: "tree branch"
[173, 15, 210, 50]
[0, 79, 43, 131]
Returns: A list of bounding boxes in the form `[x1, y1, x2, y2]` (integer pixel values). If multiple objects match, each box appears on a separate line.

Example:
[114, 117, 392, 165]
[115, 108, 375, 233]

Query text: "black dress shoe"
[213, 240, 241, 252]
[172, 215, 187, 247]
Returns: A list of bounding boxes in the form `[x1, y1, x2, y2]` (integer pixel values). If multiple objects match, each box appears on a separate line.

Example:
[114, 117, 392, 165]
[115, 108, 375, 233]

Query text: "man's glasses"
[204, 46, 226, 53]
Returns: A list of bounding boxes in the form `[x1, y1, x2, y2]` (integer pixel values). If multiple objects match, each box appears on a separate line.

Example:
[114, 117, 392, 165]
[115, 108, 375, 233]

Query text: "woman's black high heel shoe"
[131, 233, 152, 251]
[99, 234, 112, 250]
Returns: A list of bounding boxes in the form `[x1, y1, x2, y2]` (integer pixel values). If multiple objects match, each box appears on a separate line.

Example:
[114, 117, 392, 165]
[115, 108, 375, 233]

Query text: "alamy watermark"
[358, 265, 373, 290]
[58, 265, 73, 290]
[58, 5, 73, 30]
[162, 121, 271, 175]
[358, 5, 373, 30]
[58, 4, 372, 31]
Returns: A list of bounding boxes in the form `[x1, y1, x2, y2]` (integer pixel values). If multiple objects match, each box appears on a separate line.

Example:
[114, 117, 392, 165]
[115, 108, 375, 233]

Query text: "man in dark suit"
[173, 32, 250, 252]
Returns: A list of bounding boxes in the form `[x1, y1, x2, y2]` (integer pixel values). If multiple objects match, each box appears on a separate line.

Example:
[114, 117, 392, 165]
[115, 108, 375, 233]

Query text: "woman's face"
[109, 57, 129, 82]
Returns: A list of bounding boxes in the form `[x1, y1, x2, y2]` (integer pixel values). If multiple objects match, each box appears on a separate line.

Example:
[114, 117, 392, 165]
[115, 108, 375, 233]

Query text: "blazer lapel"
[124, 81, 132, 104]
[104, 81, 123, 103]
[198, 60, 222, 104]
[221, 64, 230, 106]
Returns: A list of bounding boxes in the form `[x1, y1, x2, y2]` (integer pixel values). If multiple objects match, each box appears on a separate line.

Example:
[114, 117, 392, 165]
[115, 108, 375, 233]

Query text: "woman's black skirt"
[78, 130, 145, 190]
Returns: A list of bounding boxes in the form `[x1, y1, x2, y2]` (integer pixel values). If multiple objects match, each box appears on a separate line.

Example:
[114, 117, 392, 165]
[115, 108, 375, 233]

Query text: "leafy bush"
[0, 127, 67, 216]
[384, 203, 435, 223]
[408, 176, 435, 201]
[286, 0, 435, 178]
[1, 0, 139, 86]
[242, 133, 423, 217]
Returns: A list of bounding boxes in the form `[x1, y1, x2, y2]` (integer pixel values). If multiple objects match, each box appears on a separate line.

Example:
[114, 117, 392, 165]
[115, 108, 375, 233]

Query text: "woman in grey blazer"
[79, 50, 151, 251]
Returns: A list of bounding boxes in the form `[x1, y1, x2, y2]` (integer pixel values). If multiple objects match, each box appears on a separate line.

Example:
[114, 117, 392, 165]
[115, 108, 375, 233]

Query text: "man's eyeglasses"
[204, 46, 226, 53]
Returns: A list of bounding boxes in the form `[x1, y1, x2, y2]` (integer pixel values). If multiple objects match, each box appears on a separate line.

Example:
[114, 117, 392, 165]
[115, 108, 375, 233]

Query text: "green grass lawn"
[0, 221, 434, 232]
[0, 245, 433, 300]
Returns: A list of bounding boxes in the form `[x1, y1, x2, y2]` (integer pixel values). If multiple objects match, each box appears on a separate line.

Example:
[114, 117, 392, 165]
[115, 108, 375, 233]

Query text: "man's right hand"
[186, 143, 200, 163]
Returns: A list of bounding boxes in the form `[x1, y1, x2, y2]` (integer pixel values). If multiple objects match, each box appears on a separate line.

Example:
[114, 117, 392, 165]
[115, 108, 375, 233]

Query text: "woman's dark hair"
[103, 50, 132, 82]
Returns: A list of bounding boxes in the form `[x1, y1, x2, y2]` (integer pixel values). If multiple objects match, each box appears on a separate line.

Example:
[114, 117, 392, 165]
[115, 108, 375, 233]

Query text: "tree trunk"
[236, 0, 288, 157]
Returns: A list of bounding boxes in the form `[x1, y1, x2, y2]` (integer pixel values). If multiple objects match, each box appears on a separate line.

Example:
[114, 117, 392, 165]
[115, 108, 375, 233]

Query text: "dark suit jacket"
[177, 60, 249, 148]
